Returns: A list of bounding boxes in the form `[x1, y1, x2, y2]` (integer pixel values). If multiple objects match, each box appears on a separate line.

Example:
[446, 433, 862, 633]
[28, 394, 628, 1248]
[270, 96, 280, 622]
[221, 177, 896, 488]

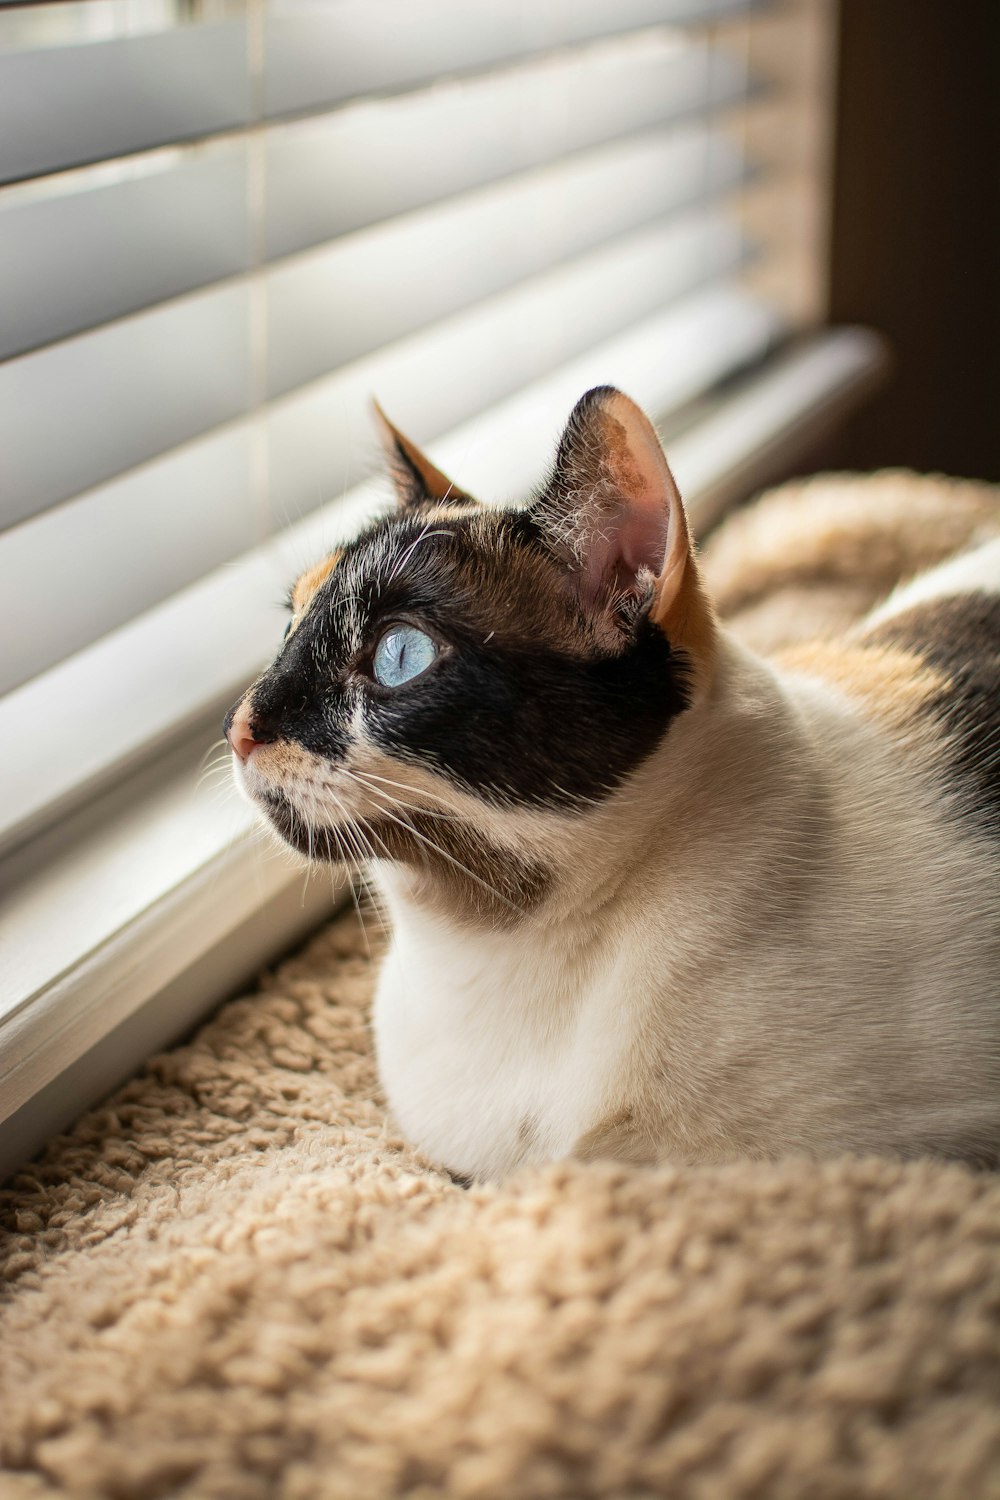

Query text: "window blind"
[0, 0, 840, 857]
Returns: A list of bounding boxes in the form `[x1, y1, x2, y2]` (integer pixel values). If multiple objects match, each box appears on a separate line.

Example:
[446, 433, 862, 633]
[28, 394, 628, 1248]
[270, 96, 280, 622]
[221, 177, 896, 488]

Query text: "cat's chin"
[229, 751, 347, 863]
[254, 787, 345, 864]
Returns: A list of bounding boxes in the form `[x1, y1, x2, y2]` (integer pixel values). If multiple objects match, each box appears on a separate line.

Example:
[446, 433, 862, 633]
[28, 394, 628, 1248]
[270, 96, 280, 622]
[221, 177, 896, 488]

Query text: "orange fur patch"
[291, 551, 343, 616]
[247, 738, 319, 783]
[651, 556, 718, 693]
[775, 640, 945, 733]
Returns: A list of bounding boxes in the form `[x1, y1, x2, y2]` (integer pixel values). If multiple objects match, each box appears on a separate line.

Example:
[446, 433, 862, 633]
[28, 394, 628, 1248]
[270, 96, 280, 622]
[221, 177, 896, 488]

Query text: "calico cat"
[226, 387, 1000, 1179]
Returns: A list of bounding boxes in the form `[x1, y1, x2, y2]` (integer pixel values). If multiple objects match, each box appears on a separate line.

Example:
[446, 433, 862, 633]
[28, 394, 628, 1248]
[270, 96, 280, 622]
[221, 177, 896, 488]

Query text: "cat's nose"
[225, 701, 273, 762]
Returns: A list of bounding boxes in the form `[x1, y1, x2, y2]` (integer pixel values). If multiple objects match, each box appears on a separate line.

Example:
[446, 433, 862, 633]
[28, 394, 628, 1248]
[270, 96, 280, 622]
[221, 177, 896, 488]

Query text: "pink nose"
[226, 702, 266, 762]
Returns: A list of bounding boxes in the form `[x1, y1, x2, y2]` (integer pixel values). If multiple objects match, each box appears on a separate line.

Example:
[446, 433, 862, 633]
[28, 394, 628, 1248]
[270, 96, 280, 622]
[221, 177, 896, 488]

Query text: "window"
[0, 0, 882, 1172]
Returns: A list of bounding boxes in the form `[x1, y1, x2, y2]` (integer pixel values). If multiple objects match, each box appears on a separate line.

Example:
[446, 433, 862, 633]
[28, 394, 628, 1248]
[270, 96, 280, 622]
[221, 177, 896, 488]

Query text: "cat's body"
[376, 583, 1000, 1177]
[227, 390, 1000, 1179]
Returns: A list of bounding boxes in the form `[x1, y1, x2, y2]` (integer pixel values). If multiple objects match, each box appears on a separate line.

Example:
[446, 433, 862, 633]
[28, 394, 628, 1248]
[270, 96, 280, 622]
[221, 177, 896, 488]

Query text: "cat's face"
[226, 387, 716, 922]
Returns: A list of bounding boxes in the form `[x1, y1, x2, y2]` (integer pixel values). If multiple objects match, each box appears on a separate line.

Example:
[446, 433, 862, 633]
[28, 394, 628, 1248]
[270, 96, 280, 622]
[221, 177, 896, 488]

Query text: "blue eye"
[372, 624, 438, 688]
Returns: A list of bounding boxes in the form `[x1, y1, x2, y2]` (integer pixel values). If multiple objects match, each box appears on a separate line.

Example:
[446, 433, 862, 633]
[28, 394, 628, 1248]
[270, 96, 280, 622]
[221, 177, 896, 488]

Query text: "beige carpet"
[3, 473, 1000, 1500]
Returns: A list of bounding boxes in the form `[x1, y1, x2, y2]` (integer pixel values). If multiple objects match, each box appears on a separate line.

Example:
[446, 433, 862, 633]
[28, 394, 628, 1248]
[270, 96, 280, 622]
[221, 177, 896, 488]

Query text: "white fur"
[374, 897, 631, 1175]
[865, 535, 1000, 626]
[374, 623, 1000, 1179]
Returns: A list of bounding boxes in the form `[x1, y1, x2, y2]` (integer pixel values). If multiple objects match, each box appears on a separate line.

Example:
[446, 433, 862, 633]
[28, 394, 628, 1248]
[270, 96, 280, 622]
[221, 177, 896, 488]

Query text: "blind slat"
[0, 285, 252, 529]
[1, 428, 258, 696]
[2, 173, 745, 534]
[0, 141, 251, 361]
[265, 167, 745, 399]
[0, 28, 748, 365]
[0, 20, 252, 185]
[0, 0, 753, 185]
[4, 208, 746, 682]
[263, 0, 752, 117]
[0, 118, 741, 369]
[264, 38, 749, 260]
[266, 217, 746, 523]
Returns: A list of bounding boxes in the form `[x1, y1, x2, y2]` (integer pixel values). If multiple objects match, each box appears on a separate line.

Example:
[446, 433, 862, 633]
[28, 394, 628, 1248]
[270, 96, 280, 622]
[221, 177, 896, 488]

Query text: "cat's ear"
[372, 400, 475, 510]
[533, 386, 715, 665]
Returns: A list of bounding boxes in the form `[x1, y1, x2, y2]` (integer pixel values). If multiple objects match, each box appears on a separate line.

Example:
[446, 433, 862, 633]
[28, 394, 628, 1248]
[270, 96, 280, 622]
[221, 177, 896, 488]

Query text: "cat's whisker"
[305, 776, 375, 928]
[345, 785, 519, 912]
[386, 525, 453, 586]
[340, 766, 446, 827]
[358, 868, 392, 948]
[339, 842, 372, 952]
[197, 765, 239, 794]
[197, 737, 230, 775]
[338, 812, 393, 951]
[197, 753, 238, 791]
[348, 776, 438, 885]
[348, 764, 454, 805]
[349, 790, 453, 822]
[348, 768, 456, 820]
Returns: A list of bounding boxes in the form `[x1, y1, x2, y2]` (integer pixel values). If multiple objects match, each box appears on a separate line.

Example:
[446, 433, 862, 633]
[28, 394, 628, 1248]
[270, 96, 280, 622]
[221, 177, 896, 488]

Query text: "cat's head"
[225, 386, 717, 923]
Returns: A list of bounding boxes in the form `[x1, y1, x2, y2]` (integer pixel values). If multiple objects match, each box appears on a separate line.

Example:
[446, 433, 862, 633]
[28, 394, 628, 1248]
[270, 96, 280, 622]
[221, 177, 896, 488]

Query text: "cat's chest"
[373, 913, 632, 1179]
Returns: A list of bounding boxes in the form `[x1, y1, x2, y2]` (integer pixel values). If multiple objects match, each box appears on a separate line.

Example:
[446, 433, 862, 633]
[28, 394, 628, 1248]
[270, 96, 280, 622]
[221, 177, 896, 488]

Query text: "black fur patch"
[367, 616, 684, 809]
[228, 508, 691, 812]
[864, 592, 1000, 837]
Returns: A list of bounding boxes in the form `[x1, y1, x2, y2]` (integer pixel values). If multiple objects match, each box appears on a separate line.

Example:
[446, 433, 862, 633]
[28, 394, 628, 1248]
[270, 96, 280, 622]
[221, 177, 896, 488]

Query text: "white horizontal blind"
[0, 0, 825, 855]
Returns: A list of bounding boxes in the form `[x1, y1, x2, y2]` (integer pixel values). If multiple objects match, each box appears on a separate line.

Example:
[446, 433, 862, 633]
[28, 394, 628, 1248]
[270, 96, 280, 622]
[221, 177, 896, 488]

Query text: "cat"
[226, 387, 1000, 1180]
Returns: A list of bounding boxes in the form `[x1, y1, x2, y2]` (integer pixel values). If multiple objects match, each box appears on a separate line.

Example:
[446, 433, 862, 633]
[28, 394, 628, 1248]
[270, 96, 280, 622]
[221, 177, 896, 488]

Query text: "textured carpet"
[3, 473, 1000, 1500]
[3, 916, 1000, 1500]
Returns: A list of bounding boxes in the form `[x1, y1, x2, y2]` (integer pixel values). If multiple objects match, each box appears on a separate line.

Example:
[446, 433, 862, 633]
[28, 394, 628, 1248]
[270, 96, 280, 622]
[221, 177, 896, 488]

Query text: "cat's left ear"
[372, 400, 476, 510]
[533, 386, 716, 669]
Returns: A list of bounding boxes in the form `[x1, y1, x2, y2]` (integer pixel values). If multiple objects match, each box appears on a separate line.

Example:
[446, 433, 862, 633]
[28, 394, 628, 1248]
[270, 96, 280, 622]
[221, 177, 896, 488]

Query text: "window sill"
[0, 728, 342, 1176]
[0, 326, 885, 1178]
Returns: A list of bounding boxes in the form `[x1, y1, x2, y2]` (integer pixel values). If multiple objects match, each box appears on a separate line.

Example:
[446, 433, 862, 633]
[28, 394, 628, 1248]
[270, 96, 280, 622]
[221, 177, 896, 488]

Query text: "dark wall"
[828, 0, 1000, 481]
